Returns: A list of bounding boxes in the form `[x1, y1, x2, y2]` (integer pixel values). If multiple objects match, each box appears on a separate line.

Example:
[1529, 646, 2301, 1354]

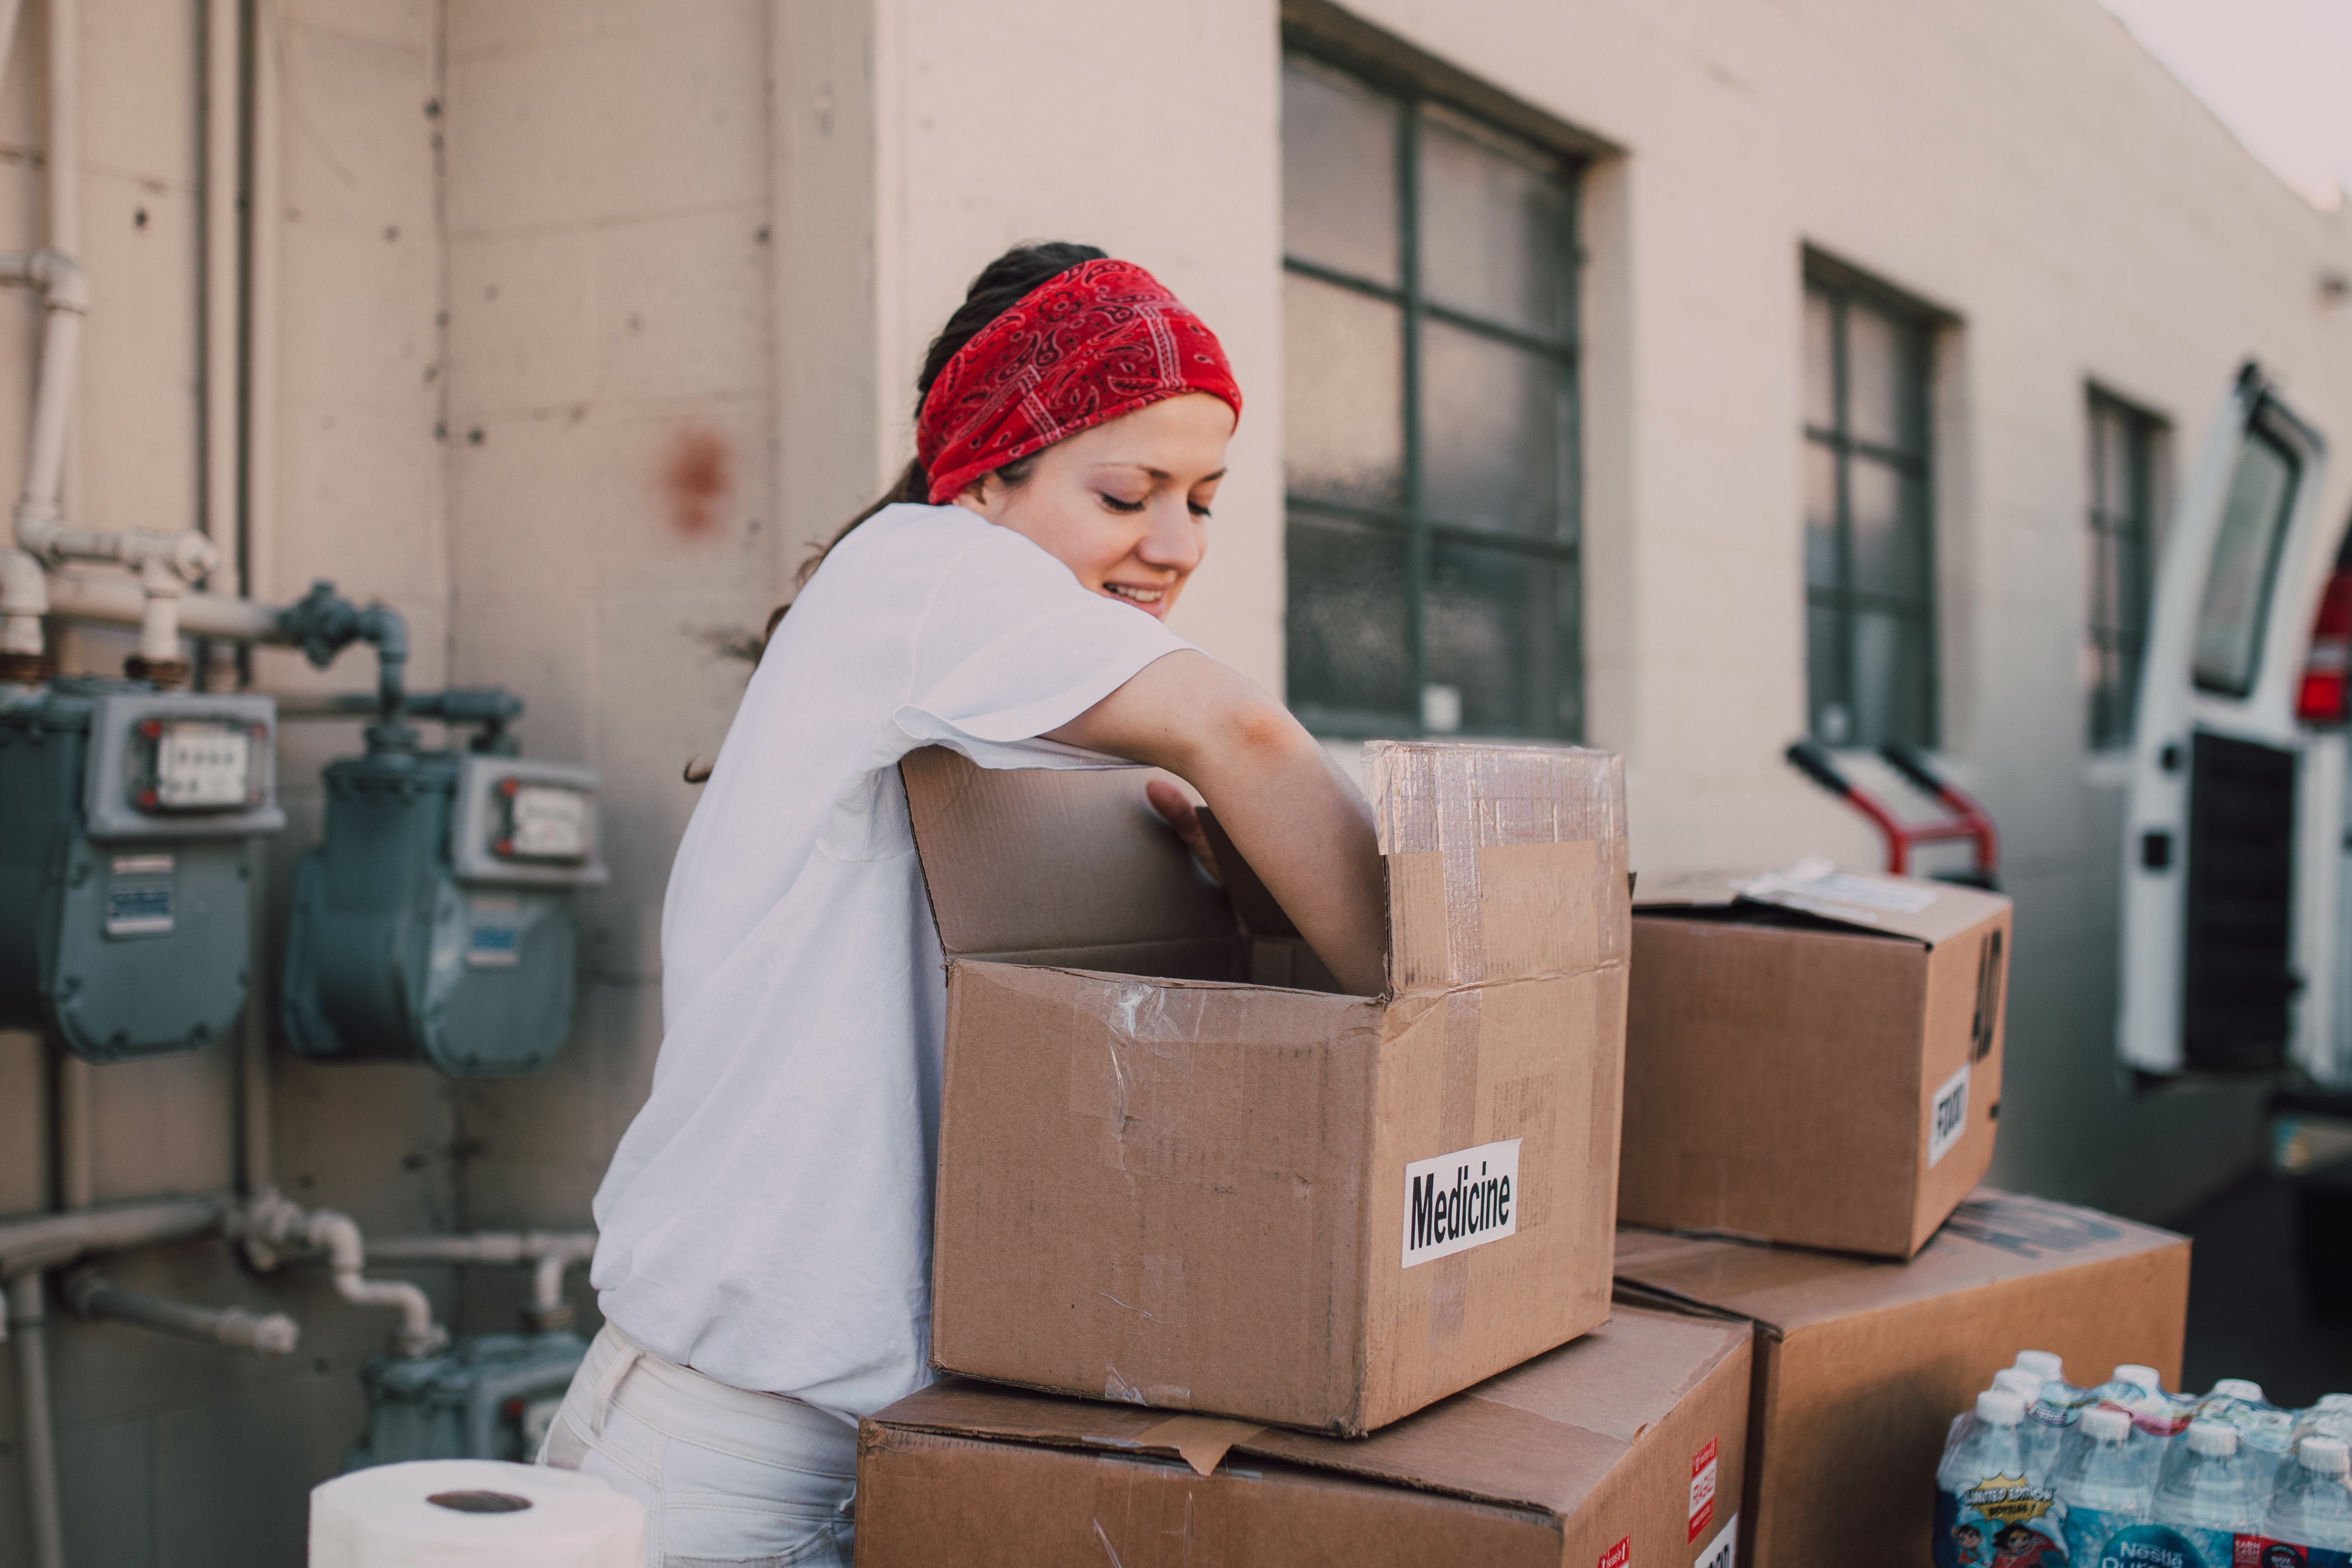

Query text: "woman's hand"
[1049, 650, 1387, 996]
[1144, 778, 1221, 883]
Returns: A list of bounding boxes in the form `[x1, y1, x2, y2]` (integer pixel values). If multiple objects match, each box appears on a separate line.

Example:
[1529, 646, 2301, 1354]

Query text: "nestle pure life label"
[1934, 1472, 2063, 1568]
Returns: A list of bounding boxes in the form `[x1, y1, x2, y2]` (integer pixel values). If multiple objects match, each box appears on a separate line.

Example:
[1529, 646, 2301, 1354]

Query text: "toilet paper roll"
[310, 1459, 643, 1568]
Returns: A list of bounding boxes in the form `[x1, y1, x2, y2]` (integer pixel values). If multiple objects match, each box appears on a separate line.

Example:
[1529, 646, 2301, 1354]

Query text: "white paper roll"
[310, 1459, 643, 1568]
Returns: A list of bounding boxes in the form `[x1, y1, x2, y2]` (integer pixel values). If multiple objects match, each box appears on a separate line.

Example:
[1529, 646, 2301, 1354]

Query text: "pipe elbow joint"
[29, 251, 87, 314]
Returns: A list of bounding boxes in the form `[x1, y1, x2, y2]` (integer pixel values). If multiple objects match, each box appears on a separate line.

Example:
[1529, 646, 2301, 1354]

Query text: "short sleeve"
[894, 524, 1193, 770]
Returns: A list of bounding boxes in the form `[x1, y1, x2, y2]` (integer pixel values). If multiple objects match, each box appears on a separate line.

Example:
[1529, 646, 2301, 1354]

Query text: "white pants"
[540, 1322, 858, 1568]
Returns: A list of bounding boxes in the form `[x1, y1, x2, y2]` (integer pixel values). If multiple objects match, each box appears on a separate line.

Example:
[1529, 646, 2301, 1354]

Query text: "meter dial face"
[130, 719, 264, 813]
[499, 782, 591, 860]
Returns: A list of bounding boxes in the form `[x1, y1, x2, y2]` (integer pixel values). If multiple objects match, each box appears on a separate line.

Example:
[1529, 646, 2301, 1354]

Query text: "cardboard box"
[1619, 866, 2013, 1257]
[1614, 1189, 2191, 1568]
[903, 740, 1629, 1435]
[856, 1303, 1751, 1568]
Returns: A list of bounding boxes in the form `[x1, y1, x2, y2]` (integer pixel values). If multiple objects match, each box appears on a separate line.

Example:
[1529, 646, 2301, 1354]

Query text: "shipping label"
[1400, 1138, 1520, 1268]
[1928, 1062, 1971, 1168]
[1688, 1435, 1718, 1542]
[1693, 1515, 1736, 1568]
[1597, 1536, 1631, 1568]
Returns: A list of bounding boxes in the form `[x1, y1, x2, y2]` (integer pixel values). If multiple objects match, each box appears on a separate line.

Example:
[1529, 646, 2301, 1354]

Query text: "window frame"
[1802, 254, 1943, 749]
[1280, 42, 1589, 741]
[2084, 385, 2167, 749]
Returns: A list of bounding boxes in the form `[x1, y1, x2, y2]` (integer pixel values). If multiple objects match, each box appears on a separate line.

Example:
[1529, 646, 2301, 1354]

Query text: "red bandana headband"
[915, 258, 1243, 505]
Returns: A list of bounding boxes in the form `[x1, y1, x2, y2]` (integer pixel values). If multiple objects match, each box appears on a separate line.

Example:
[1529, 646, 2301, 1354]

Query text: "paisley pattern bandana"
[915, 258, 1243, 505]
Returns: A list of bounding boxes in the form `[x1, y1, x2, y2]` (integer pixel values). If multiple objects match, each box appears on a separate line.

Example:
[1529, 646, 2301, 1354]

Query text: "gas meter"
[344, 1329, 588, 1469]
[280, 704, 606, 1077]
[0, 679, 284, 1061]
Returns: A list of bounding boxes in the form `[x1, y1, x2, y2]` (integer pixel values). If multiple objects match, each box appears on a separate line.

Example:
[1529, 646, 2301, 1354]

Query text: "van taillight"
[2296, 567, 2352, 724]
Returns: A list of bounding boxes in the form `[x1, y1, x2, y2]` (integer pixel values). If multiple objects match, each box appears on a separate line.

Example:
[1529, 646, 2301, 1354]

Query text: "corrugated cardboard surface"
[856, 1304, 1753, 1568]
[1620, 874, 2010, 1256]
[910, 742, 1630, 1435]
[1614, 1189, 2190, 1568]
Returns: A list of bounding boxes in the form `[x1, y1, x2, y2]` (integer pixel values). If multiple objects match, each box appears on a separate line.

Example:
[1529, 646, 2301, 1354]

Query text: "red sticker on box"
[1597, 1537, 1631, 1568]
[1688, 1435, 1719, 1542]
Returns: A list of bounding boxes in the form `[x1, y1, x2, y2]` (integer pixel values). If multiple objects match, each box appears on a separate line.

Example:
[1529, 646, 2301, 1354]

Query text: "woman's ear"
[956, 472, 1002, 518]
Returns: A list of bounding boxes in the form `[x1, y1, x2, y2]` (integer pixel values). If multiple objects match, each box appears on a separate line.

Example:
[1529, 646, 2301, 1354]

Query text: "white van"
[2119, 363, 2352, 1089]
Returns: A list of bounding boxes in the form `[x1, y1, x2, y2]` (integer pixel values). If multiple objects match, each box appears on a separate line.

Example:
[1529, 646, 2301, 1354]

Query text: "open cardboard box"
[1619, 865, 2012, 1258]
[856, 1302, 1751, 1568]
[1615, 1189, 2190, 1568]
[903, 739, 1629, 1435]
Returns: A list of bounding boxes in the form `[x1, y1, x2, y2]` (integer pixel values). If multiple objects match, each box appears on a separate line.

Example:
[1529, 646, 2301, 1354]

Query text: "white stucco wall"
[3, 0, 2350, 1559]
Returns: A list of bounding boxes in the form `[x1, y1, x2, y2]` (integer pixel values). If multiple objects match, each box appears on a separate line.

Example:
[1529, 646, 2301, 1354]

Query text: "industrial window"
[2085, 390, 2166, 748]
[1803, 264, 1938, 748]
[1281, 52, 1585, 739]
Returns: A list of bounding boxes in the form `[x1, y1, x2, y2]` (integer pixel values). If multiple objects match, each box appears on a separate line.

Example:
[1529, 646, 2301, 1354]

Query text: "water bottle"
[2264, 1435, 2352, 1555]
[1994, 1368, 2048, 1405]
[2184, 1381, 2296, 1508]
[2026, 1375, 2098, 1479]
[1937, 1390, 2056, 1568]
[2150, 1420, 2264, 1567]
[2013, 1349, 2065, 1384]
[2058, 1405, 2154, 1564]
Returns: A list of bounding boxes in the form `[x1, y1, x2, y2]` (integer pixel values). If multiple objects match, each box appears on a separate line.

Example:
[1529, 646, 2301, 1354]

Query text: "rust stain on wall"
[662, 426, 733, 538]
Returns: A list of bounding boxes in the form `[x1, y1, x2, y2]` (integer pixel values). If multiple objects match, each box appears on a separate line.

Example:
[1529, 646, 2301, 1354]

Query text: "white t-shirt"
[589, 503, 1191, 1419]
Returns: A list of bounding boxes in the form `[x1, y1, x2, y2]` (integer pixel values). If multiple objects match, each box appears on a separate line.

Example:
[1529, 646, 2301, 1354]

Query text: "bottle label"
[2063, 1505, 2146, 1566]
[2078, 1521, 2229, 1568]
[2234, 1538, 2352, 1568]
[1937, 1476, 2063, 1568]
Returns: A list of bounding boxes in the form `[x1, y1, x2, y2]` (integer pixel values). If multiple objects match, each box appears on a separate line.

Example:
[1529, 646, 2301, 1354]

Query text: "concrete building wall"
[2, 0, 2349, 1559]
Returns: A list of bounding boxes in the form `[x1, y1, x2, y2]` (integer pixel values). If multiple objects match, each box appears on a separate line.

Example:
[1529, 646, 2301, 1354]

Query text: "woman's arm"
[1047, 649, 1388, 996]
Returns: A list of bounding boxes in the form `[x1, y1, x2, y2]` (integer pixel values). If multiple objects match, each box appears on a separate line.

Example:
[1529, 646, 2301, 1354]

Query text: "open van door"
[2120, 364, 2343, 1078]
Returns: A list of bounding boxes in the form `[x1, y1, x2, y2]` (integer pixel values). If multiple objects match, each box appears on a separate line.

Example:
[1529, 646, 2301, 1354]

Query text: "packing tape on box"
[308, 1459, 644, 1568]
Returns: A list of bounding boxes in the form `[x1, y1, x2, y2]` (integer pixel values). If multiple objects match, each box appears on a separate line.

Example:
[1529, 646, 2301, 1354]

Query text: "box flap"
[1366, 741, 1628, 994]
[1636, 860, 2010, 948]
[902, 747, 1238, 960]
[1627, 869, 1751, 910]
[1613, 1189, 2185, 1335]
[872, 1305, 1747, 1520]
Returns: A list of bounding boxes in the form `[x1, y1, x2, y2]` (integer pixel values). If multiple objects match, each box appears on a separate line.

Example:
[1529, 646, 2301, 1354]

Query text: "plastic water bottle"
[2152, 1420, 2264, 1567]
[2265, 1435, 2352, 1552]
[2025, 1376, 2097, 1480]
[2185, 1381, 2296, 1508]
[2058, 1405, 2154, 1564]
[1994, 1368, 2048, 1405]
[1937, 1390, 2048, 1568]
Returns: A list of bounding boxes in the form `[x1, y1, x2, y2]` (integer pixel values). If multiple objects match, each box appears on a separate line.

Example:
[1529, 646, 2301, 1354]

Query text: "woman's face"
[957, 392, 1232, 621]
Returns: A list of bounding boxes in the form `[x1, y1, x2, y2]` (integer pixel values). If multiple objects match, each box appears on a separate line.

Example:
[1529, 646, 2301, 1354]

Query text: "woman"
[542, 243, 1387, 1566]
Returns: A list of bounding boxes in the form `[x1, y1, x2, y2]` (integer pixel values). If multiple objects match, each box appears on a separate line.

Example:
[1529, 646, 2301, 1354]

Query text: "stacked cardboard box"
[1615, 1190, 2191, 1567]
[1613, 870, 2193, 1568]
[855, 748, 2187, 1567]
[859, 1304, 1751, 1568]
[902, 740, 1633, 1435]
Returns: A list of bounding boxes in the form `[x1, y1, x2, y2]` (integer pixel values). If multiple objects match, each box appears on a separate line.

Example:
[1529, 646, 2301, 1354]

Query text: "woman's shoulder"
[827, 503, 1072, 591]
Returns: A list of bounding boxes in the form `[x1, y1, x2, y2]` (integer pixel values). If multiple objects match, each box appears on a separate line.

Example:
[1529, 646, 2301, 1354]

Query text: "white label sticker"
[1693, 1513, 1737, 1568]
[507, 784, 589, 859]
[1927, 1061, 1971, 1168]
[154, 723, 251, 810]
[467, 894, 522, 969]
[1688, 1435, 1719, 1541]
[1401, 1138, 1521, 1268]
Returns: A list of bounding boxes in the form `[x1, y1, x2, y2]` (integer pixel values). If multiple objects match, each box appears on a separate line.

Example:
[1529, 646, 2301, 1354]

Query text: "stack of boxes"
[855, 742, 2190, 1566]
